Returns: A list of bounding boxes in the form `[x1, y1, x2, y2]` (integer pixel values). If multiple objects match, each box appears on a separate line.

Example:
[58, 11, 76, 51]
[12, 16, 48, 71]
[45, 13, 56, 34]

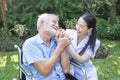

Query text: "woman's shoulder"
[95, 39, 101, 48]
[96, 39, 100, 44]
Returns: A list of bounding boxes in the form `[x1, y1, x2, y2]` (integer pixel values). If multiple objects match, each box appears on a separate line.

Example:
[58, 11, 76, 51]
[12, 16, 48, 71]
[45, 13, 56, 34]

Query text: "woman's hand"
[55, 29, 71, 49]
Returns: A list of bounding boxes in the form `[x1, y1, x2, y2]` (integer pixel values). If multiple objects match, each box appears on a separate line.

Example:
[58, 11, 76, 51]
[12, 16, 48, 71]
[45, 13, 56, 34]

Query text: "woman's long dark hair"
[79, 13, 97, 55]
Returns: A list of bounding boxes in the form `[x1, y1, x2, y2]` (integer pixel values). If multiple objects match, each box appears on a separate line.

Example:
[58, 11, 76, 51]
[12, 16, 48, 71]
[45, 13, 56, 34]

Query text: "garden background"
[0, 0, 120, 80]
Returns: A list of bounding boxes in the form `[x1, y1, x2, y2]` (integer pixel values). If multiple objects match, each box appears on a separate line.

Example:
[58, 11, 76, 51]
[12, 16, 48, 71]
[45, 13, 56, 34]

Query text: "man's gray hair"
[37, 13, 59, 31]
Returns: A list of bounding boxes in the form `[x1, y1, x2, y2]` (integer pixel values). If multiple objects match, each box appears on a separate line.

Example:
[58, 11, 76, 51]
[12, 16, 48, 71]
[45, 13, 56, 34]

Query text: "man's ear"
[40, 20, 44, 24]
[40, 20, 44, 27]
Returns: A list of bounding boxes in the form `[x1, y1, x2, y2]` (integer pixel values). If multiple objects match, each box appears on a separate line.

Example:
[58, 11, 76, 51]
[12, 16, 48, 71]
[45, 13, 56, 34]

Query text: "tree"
[109, 0, 117, 24]
[0, 0, 9, 39]
[81, 0, 112, 16]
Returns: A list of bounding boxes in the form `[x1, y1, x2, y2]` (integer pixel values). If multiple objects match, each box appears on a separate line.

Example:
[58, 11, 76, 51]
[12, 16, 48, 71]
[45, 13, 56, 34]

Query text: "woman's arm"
[67, 46, 91, 63]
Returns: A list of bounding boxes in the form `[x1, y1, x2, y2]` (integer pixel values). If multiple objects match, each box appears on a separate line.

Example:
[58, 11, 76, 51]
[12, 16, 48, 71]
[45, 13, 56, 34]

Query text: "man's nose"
[55, 24, 59, 28]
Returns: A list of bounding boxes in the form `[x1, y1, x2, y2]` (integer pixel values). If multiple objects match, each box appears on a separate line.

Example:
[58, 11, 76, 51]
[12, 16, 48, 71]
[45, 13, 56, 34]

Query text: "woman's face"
[76, 17, 92, 37]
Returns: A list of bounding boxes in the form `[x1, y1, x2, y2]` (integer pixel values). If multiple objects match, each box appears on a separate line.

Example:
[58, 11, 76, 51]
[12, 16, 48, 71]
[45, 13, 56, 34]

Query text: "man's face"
[44, 17, 59, 36]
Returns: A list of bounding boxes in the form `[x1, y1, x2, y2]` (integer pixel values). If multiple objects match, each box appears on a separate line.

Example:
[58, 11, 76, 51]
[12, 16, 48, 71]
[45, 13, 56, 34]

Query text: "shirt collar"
[35, 34, 57, 45]
[36, 34, 44, 44]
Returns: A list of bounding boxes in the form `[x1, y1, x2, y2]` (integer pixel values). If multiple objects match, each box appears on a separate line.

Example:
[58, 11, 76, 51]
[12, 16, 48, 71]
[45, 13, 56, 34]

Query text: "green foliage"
[0, 37, 24, 51]
[64, 18, 78, 29]
[11, 24, 28, 38]
[6, 0, 38, 37]
[116, 16, 120, 24]
[0, 0, 119, 41]
[97, 18, 120, 40]
[33, 0, 84, 28]
[3, 0, 85, 36]
[0, 28, 11, 39]
[81, 0, 112, 16]
[97, 18, 110, 38]
[0, 28, 4, 38]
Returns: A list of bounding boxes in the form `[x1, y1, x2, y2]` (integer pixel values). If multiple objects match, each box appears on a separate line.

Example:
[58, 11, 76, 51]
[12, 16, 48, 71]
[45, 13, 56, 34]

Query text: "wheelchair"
[14, 45, 86, 80]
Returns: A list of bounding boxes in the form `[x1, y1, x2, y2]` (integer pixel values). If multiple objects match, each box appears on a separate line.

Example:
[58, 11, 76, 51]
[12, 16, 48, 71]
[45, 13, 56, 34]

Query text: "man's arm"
[61, 50, 70, 74]
[33, 45, 64, 76]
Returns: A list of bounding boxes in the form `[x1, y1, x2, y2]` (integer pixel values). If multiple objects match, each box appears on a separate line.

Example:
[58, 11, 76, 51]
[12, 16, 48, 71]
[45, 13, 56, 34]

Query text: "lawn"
[92, 39, 120, 80]
[0, 51, 19, 80]
[0, 39, 120, 80]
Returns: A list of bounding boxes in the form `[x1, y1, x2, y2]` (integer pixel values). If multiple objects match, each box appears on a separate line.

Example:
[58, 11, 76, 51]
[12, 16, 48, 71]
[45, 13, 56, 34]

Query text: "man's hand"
[55, 29, 71, 50]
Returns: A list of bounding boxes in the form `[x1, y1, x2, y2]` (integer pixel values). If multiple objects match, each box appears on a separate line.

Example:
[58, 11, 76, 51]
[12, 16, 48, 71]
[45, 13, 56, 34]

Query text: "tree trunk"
[0, 0, 9, 40]
[109, 0, 117, 24]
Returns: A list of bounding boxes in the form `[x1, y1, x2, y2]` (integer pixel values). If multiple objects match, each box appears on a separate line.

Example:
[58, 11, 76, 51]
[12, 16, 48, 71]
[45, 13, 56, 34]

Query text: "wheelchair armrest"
[70, 58, 84, 69]
[19, 64, 33, 77]
[70, 58, 87, 80]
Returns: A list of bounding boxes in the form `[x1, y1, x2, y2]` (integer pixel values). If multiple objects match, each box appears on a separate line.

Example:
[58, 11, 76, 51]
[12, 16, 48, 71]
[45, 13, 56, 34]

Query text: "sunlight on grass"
[113, 61, 118, 65]
[107, 43, 116, 48]
[118, 70, 120, 75]
[101, 40, 117, 48]
[0, 56, 7, 68]
[11, 55, 18, 62]
[118, 56, 120, 59]
[11, 55, 19, 70]
[0, 52, 19, 80]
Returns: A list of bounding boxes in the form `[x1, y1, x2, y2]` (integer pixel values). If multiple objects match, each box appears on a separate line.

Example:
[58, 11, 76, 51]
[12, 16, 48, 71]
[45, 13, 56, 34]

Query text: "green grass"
[0, 39, 120, 80]
[92, 39, 120, 80]
[0, 52, 19, 80]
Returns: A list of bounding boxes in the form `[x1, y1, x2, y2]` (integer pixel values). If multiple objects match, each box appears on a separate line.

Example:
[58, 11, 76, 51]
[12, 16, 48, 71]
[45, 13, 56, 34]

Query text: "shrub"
[97, 18, 120, 40]
[0, 37, 24, 52]
[97, 18, 110, 38]
[0, 28, 4, 38]
[64, 18, 77, 29]
[10, 24, 28, 38]
[106, 24, 120, 39]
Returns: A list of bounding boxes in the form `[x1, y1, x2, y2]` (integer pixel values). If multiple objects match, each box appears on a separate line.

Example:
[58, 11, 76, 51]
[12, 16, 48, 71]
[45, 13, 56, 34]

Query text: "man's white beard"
[50, 27, 57, 36]
[44, 26, 57, 36]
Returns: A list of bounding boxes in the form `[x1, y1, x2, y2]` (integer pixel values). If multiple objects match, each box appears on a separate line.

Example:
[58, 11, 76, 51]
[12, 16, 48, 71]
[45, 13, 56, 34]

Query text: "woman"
[66, 13, 100, 80]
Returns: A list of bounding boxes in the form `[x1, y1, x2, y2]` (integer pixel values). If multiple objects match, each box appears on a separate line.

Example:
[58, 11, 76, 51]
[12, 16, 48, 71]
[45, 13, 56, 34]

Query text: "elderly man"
[22, 13, 70, 80]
